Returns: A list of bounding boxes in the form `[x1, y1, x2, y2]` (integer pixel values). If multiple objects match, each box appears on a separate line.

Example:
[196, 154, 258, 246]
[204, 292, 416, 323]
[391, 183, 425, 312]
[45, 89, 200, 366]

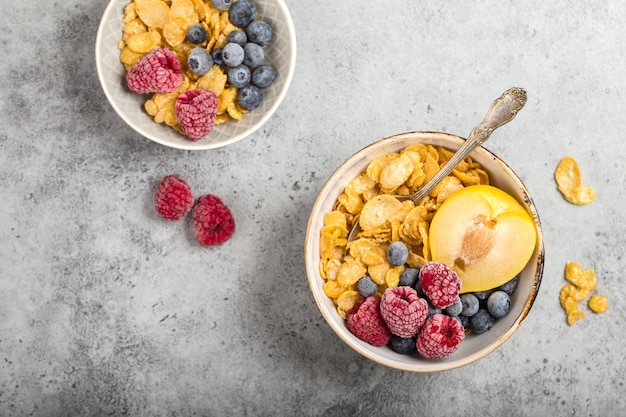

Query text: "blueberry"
[445, 300, 463, 316]
[211, 48, 224, 66]
[487, 291, 511, 318]
[472, 290, 491, 307]
[229, 0, 256, 27]
[227, 29, 247, 47]
[459, 293, 479, 317]
[470, 309, 495, 334]
[386, 241, 408, 266]
[221, 42, 245, 67]
[211, 0, 233, 10]
[426, 304, 441, 319]
[391, 335, 416, 354]
[227, 64, 251, 88]
[458, 314, 471, 329]
[497, 275, 520, 295]
[187, 48, 213, 75]
[237, 84, 262, 110]
[357, 276, 378, 297]
[243, 42, 264, 68]
[251, 65, 277, 88]
[246, 20, 272, 46]
[399, 268, 420, 288]
[187, 24, 207, 44]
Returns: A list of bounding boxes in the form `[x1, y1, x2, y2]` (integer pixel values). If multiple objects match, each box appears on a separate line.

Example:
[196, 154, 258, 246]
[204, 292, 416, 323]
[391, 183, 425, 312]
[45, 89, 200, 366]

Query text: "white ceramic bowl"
[304, 131, 545, 372]
[96, 0, 296, 150]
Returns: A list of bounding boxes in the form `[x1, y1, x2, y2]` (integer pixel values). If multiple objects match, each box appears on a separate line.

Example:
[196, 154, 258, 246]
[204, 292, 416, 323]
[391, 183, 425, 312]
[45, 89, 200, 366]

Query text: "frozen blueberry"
[426, 304, 441, 319]
[459, 293, 479, 317]
[227, 64, 251, 88]
[487, 291, 511, 318]
[237, 84, 262, 110]
[243, 42, 265, 68]
[221, 42, 245, 67]
[229, 0, 256, 27]
[187, 48, 213, 75]
[357, 276, 378, 297]
[211, 48, 224, 66]
[458, 314, 471, 329]
[399, 268, 420, 288]
[251, 65, 277, 88]
[187, 24, 207, 44]
[470, 309, 495, 334]
[445, 300, 463, 316]
[246, 20, 272, 46]
[391, 335, 416, 354]
[211, 0, 233, 11]
[227, 29, 247, 47]
[472, 290, 491, 307]
[386, 241, 408, 266]
[497, 275, 520, 295]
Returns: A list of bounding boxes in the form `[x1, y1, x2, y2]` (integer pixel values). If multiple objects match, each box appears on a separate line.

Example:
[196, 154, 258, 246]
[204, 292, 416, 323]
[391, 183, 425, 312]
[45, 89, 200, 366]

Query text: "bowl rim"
[304, 131, 545, 372]
[95, 0, 297, 150]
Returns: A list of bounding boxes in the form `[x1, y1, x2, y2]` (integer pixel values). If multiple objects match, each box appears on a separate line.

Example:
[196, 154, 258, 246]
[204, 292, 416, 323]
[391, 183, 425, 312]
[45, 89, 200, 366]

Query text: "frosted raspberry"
[175, 89, 219, 141]
[380, 287, 428, 338]
[154, 175, 194, 221]
[419, 262, 462, 309]
[346, 297, 392, 346]
[192, 194, 235, 246]
[417, 313, 465, 359]
[126, 48, 182, 94]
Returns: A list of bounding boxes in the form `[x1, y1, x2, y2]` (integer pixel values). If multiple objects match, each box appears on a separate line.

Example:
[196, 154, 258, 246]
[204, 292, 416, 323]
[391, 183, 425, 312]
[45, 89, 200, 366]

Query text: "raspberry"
[175, 89, 219, 141]
[154, 175, 194, 221]
[346, 297, 392, 346]
[419, 262, 462, 309]
[417, 313, 465, 359]
[192, 194, 235, 246]
[380, 287, 428, 338]
[126, 48, 182, 94]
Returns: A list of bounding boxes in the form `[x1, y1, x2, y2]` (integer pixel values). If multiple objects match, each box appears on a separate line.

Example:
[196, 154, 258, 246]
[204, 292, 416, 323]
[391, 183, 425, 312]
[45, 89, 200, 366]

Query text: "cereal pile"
[318, 143, 527, 358]
[118, 0, 277, 140]
[320, 143, 488, 318]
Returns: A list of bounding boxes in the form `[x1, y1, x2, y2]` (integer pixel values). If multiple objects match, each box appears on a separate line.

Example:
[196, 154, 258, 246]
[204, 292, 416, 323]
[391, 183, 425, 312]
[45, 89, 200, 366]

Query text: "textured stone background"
[2, 1, 625, 416]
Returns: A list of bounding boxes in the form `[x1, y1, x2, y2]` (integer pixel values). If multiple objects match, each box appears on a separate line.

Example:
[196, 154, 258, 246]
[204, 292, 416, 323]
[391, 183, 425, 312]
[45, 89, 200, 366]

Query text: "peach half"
[429, 184, 537, 293]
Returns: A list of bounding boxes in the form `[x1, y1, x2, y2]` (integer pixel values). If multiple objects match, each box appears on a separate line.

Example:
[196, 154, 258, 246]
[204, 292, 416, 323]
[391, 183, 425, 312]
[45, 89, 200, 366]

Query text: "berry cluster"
[124, 0, 277, 140]
[347, 241, 517, 359]
[154, 175, 235, 246]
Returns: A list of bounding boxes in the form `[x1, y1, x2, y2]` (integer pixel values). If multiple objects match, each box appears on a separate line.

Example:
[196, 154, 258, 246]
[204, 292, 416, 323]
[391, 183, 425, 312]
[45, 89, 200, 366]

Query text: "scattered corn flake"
[560, 261, 607, 326]
[554, 156, 596, 205]
[588, 295, 609, 313]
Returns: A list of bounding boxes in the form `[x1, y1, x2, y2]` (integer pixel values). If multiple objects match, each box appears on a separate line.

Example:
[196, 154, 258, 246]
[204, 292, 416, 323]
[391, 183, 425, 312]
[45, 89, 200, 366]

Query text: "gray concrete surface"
[1, 0, 625, 416]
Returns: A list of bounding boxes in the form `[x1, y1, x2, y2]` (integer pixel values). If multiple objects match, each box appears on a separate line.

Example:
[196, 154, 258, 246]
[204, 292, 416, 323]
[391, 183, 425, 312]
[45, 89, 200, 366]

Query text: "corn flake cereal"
[554, 156, 596, 205]
[118, 0, 267, 138]
[588, 295, 609, 313]
[559, 261, 607, 326]
[318, 145, 490, 309]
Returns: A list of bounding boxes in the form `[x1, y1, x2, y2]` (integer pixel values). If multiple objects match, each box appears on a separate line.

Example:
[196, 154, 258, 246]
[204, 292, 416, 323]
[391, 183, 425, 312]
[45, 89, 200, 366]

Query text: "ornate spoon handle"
[402, 87, 527, 205]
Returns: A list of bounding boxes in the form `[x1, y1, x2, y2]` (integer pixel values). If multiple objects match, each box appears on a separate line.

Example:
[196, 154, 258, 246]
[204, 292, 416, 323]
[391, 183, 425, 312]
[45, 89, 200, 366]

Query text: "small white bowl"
[95, 0, 296, 150]
[304, 131, 545, 372]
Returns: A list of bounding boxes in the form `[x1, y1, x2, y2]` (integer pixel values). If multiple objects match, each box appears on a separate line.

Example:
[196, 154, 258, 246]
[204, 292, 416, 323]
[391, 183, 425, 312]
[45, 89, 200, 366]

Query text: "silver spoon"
[346, 87, 528, 245]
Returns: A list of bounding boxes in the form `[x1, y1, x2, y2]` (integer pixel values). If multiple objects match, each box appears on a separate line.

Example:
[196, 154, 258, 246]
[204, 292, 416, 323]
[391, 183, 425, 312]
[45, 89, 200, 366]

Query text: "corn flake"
[588, 295, 609, 313]
[560, 261, 607, 326]
[554, 156, 596, 205]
